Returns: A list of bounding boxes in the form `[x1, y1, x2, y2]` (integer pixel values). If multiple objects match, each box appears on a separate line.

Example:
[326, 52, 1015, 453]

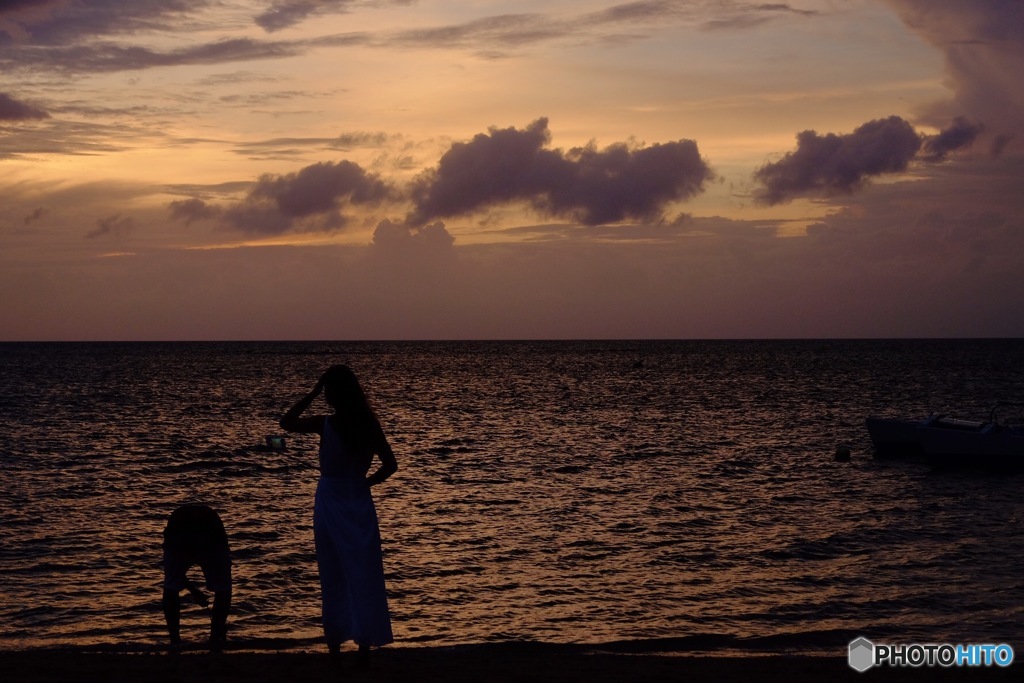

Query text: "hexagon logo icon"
[849, 637, 875, 672]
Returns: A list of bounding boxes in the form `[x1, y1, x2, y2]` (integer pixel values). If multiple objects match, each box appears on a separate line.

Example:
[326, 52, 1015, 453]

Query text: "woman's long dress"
[313, 416, 393, 647]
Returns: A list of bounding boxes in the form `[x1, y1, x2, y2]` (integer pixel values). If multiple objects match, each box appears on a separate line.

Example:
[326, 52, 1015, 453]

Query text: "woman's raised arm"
[280, 376, 326, 434]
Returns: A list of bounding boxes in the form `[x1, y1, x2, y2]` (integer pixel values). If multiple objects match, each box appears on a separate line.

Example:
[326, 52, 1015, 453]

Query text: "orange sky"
[1, 0, 1023, 340]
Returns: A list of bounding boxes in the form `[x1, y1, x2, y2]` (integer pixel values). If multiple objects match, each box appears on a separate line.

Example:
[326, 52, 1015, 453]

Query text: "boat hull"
[865, 417, 928, 458]
[919, 424, 1024, 471]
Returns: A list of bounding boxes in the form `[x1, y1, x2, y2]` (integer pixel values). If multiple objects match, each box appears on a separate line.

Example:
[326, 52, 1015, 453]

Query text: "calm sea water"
[2, 339, 1024, 654]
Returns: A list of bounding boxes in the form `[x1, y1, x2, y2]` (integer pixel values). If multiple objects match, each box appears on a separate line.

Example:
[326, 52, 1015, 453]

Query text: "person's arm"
[366, 424, 398, 487]
[279, 377, 326, 433]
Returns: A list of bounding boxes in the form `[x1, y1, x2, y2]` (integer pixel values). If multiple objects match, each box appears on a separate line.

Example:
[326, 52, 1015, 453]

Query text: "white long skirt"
[313, 476, 394, 647]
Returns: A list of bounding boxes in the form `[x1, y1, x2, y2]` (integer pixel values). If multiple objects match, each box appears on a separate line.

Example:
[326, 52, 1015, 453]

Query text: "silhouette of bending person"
[280, 364, 397, 663]
[161, 503, 232, 651]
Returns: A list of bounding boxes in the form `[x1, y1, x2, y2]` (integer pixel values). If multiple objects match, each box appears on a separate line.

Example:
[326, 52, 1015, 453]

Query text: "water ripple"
[3, 340, 1024, 651]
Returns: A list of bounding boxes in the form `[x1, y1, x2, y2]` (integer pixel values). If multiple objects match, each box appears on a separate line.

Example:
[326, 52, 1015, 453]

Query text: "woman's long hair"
[322, 364, 380, 450]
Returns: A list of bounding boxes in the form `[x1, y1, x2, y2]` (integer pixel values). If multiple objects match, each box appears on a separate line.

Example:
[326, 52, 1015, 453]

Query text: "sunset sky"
[2, 0, 1022, 340]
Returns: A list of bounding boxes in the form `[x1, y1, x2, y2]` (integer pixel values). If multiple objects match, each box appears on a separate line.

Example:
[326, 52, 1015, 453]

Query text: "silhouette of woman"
[280, 365, 397, 662]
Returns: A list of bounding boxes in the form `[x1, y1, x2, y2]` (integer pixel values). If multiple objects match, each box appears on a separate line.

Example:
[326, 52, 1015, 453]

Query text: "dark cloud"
[329, 132, 390, 150]
[249, 160, 391, 217]
[86, 213, 136, 239]
[409, 118, 555, 221]
[166, 119, 712, 235]
[23, 206, 45, 225]
[6, 37, 304, 75]
[219, 201, 323, 235]
[0, 0, 204, 46]
[169, 198, 220, 226]
[257, 1, 333, 32]
[701, 2, 817, 30]
[0, 1, 63, 43]
[991, 134, 1013, 158]
[255, 0, 354, 33]
[0, 91, 48, 120]
[393, 13, 562, 52]
[0, 119, 134, 159]
[372, 219, 455, 255]
[171, 160, 393, 235]
[231, 132, 391, 158]
[410, 118, 713, 226]
[549, 137, 712, 224]
[254, 1, 416, 33]
[495, 212, 779, 243]
[0, 0, 51, 10]
[164, 181, 254, 199]
[388, 2, 819, 56]
[0, 1, 353, 74]
[1, 1, 821, 74]
[583, 1, 816, 31]
[922, 116, 984, 161]
[882, 1, 1024, 138]
[586, 1, 680, 24]
[754, 116, 922, 205]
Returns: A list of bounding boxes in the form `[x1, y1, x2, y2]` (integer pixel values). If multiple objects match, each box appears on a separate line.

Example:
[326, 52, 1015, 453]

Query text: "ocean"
[2, 339, 1024, 654]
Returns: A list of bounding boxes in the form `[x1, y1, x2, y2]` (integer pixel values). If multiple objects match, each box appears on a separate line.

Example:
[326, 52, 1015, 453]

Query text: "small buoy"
[834, 444, 852, 462]
[266, 435, 287, 451]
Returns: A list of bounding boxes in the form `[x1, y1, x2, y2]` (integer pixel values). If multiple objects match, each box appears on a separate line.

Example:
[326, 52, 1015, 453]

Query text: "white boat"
[867, 403, 1024, 470]
[865, 414, 985, 459]
[919, 422, 1024, 471]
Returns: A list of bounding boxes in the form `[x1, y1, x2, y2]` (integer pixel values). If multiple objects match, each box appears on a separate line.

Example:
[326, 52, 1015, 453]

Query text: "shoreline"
[0, 631, 866, 658]
[2, 641, 1018, 683]
[0, 628, 885, 654]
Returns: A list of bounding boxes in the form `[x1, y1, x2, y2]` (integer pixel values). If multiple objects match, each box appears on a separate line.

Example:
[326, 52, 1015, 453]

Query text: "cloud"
[388, 1, 819, 55]
[0, 119, 150, 160]
[86, 213, 136, 239]
[166, 118, 713, 235]
[249, 160, 392, 217]
[0, 1, 63, 43]
[255, 0, 360, 33]
[882, 0, 1024, 142]
[0, 0, 205, 45]
[171, 160, 394, 235]
[494, 212, 781, 243]
[0, 92, 49, 120]
[10, 156, 1024, 340]
[755, 112, 1003, 204]
[391, 13, 560, 52]
[754, 116, 922, 205]
[0, 1, 821, 75]
[372, 219, 455, 256]
[168, 198, 220, 226]
[700, 2, 817, 30]
[410, 118, 713, 226]
[922, 116, 984, 161]
[164, 181, 253, 200]
[4, 37, 305, 75]
[23, 207, 46, 225]
[255, 1, 417, 33]
[0, 1, 369, 75]
[990, 134, 1013, 158]
[257, 1, 336, 32]
[231, 131, 392, 159]
[800, 158, 1024, 303]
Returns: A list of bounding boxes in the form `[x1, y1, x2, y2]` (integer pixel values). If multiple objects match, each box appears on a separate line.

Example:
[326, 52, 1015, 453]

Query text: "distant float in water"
[866, 403, 1024, 471]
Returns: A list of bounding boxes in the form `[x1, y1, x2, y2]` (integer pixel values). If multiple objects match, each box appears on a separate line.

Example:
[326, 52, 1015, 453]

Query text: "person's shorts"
[162, 544, 232, 593]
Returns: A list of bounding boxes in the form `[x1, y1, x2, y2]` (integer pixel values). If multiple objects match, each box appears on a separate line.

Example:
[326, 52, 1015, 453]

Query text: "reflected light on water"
[3, 340, 1024, 652]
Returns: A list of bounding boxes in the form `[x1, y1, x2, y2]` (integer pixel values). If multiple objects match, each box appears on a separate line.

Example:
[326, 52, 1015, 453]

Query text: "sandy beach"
[2, 643, 1017, 683]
